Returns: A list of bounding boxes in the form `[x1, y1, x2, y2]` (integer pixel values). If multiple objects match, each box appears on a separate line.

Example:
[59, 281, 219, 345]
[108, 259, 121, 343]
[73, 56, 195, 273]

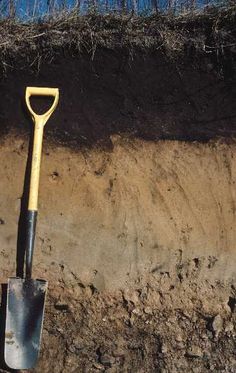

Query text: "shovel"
[4, 87, 59, 370]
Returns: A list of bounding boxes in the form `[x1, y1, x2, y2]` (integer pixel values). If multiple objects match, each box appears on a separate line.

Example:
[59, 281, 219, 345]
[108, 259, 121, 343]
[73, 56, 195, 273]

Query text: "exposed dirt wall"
[0, 52, 236, 146]
[1, 135, 236, 372]
[0, 135, 236, 289]
[1, 50, 236, 372]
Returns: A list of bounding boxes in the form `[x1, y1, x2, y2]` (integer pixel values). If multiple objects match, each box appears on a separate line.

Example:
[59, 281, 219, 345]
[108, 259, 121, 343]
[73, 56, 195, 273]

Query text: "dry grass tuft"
[0, 4, 236, 74]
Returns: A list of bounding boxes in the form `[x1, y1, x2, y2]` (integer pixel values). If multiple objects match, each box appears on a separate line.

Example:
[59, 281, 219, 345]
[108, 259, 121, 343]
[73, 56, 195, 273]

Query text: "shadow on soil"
[0, 284, 17, 372]
[16, 102, 34, 278]
[0, 109, 34, 373]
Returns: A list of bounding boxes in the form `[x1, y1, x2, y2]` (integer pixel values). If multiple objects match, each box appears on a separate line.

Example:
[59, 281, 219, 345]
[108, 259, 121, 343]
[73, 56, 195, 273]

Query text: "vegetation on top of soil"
[0, 3, 235, 75]
[1, 0, 229, 20]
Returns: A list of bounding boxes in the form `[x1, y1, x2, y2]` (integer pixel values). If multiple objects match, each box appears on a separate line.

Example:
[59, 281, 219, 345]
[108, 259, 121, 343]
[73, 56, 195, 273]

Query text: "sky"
[1, 0, 225, 19]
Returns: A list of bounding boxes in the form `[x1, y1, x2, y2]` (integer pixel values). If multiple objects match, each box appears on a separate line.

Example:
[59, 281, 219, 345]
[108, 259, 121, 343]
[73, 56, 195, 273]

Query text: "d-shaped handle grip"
[25, 87, 59, 125]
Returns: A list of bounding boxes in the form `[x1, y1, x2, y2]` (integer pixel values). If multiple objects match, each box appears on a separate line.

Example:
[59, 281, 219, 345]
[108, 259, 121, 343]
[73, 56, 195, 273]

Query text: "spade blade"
[4, 277, 47, 370]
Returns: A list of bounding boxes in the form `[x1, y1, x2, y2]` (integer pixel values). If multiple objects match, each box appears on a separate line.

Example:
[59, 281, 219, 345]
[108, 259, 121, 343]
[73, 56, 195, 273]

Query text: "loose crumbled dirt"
[37, 275, 236, 373]
[2, 270, 236, 373]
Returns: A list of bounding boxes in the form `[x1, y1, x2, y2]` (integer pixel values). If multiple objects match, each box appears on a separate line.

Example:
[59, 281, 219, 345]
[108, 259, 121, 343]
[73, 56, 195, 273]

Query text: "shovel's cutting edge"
[4, 277, 48, 370]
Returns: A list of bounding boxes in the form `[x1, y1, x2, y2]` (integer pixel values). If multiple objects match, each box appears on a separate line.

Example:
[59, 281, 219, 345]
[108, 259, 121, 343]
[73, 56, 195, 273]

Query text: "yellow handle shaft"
[28, 120, 44, 211]
[25, 87, 59, 210]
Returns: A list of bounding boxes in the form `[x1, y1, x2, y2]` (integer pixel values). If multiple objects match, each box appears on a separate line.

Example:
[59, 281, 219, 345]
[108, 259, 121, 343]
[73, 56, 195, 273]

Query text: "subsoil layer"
[0, 135, 236, 372]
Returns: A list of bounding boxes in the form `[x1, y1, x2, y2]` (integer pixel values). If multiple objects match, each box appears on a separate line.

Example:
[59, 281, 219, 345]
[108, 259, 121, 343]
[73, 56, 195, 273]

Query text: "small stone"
[203, 351, 211, 359]
[132, 308, 141, 315]
[106, 368, 117, 373]
[68, 345, 77, 353]
[225, 321, 234, 333]
[186, 346, 203, 358]
[100, 355, 115, 367]
[54, 302, 69, 311]
[175, 334, 182, 342]
[130, 314, 135, 326]
[206, 330, 213, 339]
[72, 337, 85, 350]
[212, 314, 223, 336]
[93, 362, 104, 370]
[123, 289, 140, 305]
[144, 306, 153, 315]
[192, 368, 202, 373]
[56, 327, 64, 334]
[177, 342, 185, 349]
[161, 344, 168, 354]
[113, 348, 125, 357]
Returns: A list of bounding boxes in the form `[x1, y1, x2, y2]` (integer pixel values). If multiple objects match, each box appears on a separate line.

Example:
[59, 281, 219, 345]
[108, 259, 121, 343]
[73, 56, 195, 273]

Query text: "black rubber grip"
[25, 210, 37, 279]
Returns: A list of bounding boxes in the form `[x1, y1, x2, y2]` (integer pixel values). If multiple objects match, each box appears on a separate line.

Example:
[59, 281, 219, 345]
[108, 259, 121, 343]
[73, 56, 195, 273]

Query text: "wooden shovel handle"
[25, 86, 59, 278]
[25, 87, 59, 124]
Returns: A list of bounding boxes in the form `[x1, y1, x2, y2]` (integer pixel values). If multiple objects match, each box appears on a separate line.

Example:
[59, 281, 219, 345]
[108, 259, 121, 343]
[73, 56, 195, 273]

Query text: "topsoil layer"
[0, 50, 236, 146]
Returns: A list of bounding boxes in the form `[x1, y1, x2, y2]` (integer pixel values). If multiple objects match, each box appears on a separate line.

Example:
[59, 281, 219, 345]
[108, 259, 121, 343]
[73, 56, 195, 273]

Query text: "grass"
[0, 0, 231, 20]
[0, 2, 235, 74]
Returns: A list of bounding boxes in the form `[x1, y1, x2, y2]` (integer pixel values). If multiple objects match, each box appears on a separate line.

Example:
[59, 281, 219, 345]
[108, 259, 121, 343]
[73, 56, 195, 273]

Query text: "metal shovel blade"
[4, 277, 47, 370]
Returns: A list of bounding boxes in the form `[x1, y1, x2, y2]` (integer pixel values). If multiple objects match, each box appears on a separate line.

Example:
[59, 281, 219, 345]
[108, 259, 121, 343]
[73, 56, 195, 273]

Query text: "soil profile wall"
[0, 50, 236, 372]
[0, 135, 235, 289]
